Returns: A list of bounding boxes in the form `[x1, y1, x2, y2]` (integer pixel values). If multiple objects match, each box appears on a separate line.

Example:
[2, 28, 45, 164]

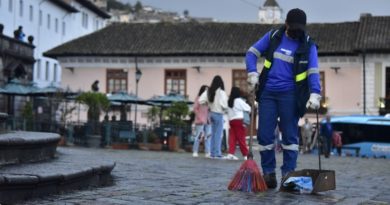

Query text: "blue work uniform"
[246, 30, 321, 176]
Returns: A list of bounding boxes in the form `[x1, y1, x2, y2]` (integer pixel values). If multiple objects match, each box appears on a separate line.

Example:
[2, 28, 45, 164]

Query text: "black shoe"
[263, 173, 277, 189]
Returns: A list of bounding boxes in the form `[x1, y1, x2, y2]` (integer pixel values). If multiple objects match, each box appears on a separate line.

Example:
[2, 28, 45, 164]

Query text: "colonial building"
[44, 15, 390, 125]
[0, 27, 35, 114]
[0, 0, 110, 88]
[258, 0, 283, 24]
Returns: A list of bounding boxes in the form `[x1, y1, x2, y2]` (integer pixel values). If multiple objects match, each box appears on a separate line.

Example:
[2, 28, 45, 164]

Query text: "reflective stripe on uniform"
[274, 52, 294, 64]
[264, 59, 272, 69]
[248, 47, 261, 57]
[307, 67, 319, 75]
[295, 71, 307, 82]
[281, 144, 299, 151]
[259, 144, 275, 151]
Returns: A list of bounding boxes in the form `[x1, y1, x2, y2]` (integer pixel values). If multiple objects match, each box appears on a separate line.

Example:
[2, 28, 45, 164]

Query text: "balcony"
[0, 35, 35, 63]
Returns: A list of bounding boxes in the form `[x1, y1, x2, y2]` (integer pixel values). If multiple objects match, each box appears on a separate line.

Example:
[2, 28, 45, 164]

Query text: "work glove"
[247, 72, 259, 92]
[306, 93, 322, 110]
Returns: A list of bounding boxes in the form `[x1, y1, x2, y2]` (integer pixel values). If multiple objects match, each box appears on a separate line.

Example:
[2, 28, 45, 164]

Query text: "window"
[232, 69, 249, 96]
[45, 61, 50, 81]
[62, 21, 66, 35]
[106, 69, 128, 93]
[36, 60, 41, 80]
[165, 69, 186, 95]
[47, 14, 50, 29]
[95, 19, 99, 30]
[53, 64, 57, 82]
[29, 5, 33, 21]
[39, 10, 42, 26]
[386, 67, 390, 98]
[82, 12, 88, 28]
[8, 0, 12, 12]
[55, 18, 58, 33]
[19, 0, 23, 17]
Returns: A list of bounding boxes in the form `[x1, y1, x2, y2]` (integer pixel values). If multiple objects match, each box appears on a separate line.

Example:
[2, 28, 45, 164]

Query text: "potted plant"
[138, 130, 162, 151]
[164, 101, 189, 151]
[76, 92, 110, 147]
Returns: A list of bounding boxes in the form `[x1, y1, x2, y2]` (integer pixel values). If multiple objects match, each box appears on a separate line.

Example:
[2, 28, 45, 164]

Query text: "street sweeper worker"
[245, 8, 321, 189]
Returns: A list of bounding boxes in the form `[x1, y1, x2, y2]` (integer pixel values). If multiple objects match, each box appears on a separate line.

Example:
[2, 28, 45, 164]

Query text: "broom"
[227, 90, 267, 192]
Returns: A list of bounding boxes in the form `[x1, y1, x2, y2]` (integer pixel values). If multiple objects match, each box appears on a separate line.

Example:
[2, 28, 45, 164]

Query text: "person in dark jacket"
[321, 115, 333, 158]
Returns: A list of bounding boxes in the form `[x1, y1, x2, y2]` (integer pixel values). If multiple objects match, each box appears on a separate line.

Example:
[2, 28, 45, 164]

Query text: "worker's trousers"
[258, 90, 299, 177]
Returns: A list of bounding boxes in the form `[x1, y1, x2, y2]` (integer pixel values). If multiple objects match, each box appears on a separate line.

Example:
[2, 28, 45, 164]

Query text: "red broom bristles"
[228, 158, 267, 192]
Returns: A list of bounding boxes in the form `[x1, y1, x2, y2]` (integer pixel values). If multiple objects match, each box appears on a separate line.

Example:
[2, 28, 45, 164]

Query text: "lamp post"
[133, 57, 142, 142]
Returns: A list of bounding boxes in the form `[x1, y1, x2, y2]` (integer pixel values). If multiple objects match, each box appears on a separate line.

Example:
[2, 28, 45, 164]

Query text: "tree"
[76, 92, 110, 123]
[146, 106, 160, 128]
[107, 0, 133, 12]
[134, 1, 143, 13]
[165, 102, 189, 126]
[183, 10, 189, 18]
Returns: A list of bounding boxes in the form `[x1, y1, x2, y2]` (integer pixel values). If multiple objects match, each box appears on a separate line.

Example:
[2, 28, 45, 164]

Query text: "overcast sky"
[121, 0, 390, 23]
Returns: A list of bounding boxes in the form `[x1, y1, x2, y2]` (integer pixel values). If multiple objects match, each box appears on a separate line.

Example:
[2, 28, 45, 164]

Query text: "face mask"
[287, 29, 304, 40]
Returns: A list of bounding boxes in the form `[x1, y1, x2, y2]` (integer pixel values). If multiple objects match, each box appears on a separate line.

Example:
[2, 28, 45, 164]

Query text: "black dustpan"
[280, 110, 336, 193]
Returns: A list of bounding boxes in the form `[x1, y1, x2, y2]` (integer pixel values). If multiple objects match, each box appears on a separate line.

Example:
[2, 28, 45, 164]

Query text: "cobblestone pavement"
[19, 147, 390, 205]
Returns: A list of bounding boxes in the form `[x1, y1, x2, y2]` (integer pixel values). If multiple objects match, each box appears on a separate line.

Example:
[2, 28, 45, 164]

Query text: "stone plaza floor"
[19, 147, 390, 205]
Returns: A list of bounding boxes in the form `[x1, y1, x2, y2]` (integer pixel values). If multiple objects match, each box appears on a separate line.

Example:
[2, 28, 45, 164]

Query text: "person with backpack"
[245, 8, 321, 188]
[226, 87, 251, 160]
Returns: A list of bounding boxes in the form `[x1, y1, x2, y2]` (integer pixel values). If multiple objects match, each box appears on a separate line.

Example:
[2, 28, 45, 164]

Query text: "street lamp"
[133, 58, 142, 142]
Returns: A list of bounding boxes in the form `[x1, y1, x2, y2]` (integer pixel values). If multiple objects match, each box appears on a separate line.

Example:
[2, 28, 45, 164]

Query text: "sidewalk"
[20, 147, 390, 205]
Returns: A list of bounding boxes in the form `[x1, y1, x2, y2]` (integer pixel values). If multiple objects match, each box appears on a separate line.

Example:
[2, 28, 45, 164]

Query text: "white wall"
[0, 0, 107, 88]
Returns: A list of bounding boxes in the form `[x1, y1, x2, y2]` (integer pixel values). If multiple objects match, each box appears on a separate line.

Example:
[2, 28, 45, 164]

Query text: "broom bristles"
[228, 159, 267, 192]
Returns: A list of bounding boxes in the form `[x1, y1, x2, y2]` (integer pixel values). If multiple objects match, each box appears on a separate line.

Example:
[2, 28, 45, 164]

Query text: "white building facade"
[258, 0, 283, 24]
[0, 0, 110, 87]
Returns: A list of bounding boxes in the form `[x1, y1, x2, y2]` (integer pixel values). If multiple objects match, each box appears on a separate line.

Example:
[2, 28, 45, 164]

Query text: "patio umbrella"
[0, 79, 34, 96]
[146, 92, 193, 124]
[107, 91, 146, 122]
[107, 91, 146, 104]
[0, 79, 35, 118]
[146, 92, 193, 106]
[30, 83, 75, 97]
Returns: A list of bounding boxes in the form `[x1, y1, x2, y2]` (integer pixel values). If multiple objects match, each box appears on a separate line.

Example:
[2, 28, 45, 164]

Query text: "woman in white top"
[199, 75, 228, 158]
[226, 87, 251, 160]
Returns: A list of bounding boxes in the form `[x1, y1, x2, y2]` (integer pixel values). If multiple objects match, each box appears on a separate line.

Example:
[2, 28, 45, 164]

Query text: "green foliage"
[22, 101, 33, 130]
[21, 101, 33, 120]
[107, 0, 133, 12]
[147, 131, 159, 143]
[165, 102, 189, 126]
[134, 1, 143, 13]
[76, 92, 110, 122]
[147, 106, 160, 127]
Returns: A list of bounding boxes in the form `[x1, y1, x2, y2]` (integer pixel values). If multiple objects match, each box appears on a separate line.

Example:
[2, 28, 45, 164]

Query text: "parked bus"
[323, 115, 390, 158]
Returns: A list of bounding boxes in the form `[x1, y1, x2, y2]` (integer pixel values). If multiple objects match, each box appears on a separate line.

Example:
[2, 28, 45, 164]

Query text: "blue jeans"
[258, 90, 299, 176]
[210, 112, 224, 157]
[192, 124, 211, 154]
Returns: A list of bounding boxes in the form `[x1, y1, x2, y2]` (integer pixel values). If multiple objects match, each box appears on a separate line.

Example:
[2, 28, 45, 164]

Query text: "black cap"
[286, 8, 306, 30]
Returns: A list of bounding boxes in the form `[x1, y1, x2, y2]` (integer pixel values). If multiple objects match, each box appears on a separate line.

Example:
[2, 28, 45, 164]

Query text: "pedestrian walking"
[320, 115, 333, 158]
[199, 75, 228, 159]
[192, 85, 212, 158]
[332, 131, 343, 156]
[226, 87, 251, 160]
[301, 118, 313, 153]
[246, 8, 322, 188]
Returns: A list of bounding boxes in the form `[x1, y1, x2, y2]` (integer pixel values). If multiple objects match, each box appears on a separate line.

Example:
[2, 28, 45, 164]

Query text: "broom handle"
[316, 109, 322, 170]
[248, 89, 256, 159]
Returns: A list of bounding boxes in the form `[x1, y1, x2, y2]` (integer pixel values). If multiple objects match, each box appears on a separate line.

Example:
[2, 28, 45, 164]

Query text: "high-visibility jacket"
[256, 26, 318, 117]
